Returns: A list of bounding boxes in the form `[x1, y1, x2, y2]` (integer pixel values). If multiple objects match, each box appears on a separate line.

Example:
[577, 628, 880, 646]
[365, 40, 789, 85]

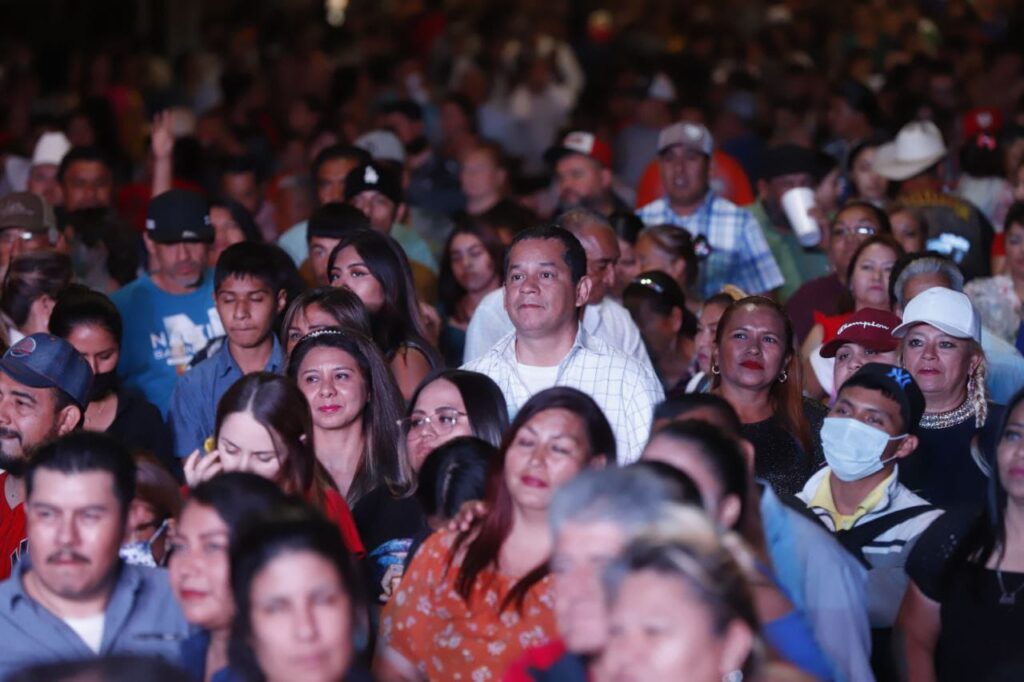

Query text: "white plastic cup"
[781, 187, 821, 247]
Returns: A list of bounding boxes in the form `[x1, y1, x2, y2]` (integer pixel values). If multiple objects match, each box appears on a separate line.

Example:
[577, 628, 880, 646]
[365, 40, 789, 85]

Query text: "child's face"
[215, 274, 281, 349]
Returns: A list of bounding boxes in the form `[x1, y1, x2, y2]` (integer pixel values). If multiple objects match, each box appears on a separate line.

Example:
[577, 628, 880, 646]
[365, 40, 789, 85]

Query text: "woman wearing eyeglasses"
[402, 368, 510, 474]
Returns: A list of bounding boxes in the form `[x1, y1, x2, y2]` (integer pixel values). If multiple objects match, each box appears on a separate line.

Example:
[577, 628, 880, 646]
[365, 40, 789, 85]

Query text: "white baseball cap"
[31, 132, 71, 167]
[657, 122, 713, 156]
[355, 130, 406, 164]
[891, 287, 981, 342]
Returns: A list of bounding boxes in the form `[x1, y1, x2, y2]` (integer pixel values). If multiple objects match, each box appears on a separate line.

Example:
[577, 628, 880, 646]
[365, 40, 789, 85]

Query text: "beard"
[0, 449, 26, 476]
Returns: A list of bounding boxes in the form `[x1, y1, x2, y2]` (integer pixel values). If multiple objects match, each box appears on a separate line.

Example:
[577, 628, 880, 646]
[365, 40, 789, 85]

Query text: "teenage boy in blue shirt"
[167, 241, 287, 458]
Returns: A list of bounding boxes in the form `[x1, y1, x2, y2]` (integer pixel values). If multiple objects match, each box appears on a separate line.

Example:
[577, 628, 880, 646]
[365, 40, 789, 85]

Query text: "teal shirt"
[749, 200, 829, 302]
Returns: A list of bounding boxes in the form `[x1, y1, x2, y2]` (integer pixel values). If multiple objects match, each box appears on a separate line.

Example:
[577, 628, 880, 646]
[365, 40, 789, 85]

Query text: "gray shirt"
[0, 558, 189, 678]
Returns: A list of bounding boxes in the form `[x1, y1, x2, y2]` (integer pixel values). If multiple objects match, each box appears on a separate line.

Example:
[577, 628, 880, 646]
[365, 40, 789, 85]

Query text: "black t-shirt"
[352, 487, 430, 604]
[900, 403, 1004, 510]
[907, 509, 1024, 682]
[741, 397, 826, 498]
[108, 387, 179, 480]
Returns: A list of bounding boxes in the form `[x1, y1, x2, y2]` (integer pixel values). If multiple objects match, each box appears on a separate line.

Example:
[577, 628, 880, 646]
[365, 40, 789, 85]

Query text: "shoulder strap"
[835, 505, 935, 566]
[777, 491, 830, 528]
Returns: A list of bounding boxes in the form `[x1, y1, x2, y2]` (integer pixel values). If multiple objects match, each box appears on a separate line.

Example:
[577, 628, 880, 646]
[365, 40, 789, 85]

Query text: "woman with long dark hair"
[328, 230, 440, 399]
[182, 372, 363, 556]
[375, 387, 614, 681]
[711, 296, 825, 497]
[437, 219, 505, 366]
[899, 388, 1024, 681]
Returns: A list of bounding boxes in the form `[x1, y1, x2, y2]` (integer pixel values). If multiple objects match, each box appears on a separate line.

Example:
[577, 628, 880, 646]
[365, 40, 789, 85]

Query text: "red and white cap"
[544, 131, 613, 169]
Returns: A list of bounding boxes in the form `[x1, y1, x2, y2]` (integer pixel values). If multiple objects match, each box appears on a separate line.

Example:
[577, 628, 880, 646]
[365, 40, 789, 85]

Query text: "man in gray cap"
[636, 122, 783, 298]
[0, 333, 93, 580]
[111, 189, 221, 416]
[0, 192, 61, 281]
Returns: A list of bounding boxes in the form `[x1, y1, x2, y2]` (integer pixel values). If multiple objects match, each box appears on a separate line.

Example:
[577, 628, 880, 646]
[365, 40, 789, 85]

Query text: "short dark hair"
[220, 155, 262, 183]
[215, 242, 284, 293]
[505, 224, 587, 284]
[310, 144, 371, 181]
[229, 506, 362, 679]
[5, 655, 190, 682]
[653, 392, 742, 432]
[208, 196, 263, 244]
[837, 373, 911, 433]
[57, 146, 111, 184]
[380, 99, 424, 122]
[1005, 201, 1024, 233]
[609, 211, 645, 246]
[307, 203, 370, 242]
[25, 431, 136, 520]
[49, 284, 123, 345]
[1, 251, 73, 327]
[189, 472, 290, 539]
[416, 436, 494, 520]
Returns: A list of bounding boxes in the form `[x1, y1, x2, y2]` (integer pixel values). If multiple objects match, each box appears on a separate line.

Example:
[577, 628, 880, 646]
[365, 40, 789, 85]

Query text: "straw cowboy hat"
[872, 120, 947, 181]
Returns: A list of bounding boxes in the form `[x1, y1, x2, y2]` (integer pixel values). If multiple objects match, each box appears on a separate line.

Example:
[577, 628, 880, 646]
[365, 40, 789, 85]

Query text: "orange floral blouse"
[379, 528, 558, 681]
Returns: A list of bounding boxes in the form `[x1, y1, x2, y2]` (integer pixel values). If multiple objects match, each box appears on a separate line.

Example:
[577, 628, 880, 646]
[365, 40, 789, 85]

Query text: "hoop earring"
[711, 363, 721, 376]
[777, 370, 788, 383]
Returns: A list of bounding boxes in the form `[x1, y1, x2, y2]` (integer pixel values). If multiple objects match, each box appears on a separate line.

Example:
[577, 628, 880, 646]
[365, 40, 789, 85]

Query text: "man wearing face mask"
[0, 333, 92, 581]
[794, 362, 943, 678]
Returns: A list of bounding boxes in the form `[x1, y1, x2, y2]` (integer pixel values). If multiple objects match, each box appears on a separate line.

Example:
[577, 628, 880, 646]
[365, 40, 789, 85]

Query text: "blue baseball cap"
[0, 334, 93, 409]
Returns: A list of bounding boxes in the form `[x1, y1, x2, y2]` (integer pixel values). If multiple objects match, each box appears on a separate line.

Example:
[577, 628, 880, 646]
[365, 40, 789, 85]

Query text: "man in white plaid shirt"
[636, 121, 784, 298]
[463, 225, 663, 464]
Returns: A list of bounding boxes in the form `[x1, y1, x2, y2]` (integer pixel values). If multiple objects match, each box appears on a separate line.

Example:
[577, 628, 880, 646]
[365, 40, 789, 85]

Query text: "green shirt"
[749, 200, 829, 302]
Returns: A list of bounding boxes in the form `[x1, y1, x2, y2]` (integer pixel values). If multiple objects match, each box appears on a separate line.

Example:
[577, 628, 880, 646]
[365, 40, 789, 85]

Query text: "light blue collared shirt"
[0, 558, 189, 678]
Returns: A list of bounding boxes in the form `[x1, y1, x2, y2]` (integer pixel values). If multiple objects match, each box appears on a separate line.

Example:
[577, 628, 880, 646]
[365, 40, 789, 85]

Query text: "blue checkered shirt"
[636, 192, 784, 298]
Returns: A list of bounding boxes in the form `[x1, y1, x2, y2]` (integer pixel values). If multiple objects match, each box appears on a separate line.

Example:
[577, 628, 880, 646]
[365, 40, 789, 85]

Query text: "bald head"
[558, 208, 619, 304]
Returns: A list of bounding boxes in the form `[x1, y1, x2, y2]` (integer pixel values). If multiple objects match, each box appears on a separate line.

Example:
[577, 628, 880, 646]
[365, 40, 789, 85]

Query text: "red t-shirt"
[0, 473, 26, 580]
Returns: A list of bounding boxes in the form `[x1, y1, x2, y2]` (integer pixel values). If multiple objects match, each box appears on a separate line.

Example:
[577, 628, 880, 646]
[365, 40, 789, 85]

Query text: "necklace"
[919, 400, 975, 430]
[996, 568, 1024, 606]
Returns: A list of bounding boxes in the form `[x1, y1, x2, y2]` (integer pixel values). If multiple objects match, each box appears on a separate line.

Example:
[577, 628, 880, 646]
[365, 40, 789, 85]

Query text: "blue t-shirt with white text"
[112, 272, 223, 415]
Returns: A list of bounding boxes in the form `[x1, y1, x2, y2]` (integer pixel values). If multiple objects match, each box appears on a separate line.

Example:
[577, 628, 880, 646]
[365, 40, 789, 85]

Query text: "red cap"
[962, 108, 1003, 140]
[544, 131, 613, 169]
[819, 308, 902, 358]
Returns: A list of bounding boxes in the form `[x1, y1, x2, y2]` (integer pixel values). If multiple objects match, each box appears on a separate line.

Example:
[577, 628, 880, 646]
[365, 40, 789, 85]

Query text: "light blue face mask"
[821, 417, 907, 482]
[119, 519, 169, 568]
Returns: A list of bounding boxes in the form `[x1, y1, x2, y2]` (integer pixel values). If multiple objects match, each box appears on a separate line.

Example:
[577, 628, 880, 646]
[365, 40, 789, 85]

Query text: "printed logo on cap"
[9, 337, 36, 357]
[563, 132, 595, 155]
[182, 231, 197, 239]
[684, 124, 703, 140]
[145, 219, 156, 231]
[1, 201, 33, 217]
[887, 367, 912, 389]
[364, 166, 379, 184]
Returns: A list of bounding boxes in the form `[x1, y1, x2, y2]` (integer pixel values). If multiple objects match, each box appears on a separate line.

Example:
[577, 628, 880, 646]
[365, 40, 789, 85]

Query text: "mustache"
[47, 551, 90, 565]
[0, 427, 21, 443]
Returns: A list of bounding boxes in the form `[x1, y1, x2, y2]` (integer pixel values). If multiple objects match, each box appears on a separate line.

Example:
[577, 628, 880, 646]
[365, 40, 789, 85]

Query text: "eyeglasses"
[398, 408, 467, 435]
[831, 222, 878, 239]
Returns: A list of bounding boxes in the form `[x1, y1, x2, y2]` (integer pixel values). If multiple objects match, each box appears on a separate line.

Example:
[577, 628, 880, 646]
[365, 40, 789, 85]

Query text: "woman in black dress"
[710, 296, 825, 497]
[898, 387, 1024, 682]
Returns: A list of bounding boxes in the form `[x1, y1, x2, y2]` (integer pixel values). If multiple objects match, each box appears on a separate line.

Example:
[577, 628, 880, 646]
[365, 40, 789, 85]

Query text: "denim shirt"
[0, 559, 189, 678]
[168, 336, 286, 458]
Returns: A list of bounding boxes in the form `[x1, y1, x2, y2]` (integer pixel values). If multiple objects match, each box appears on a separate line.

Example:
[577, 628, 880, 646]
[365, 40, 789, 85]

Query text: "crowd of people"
[0, 1, 1024, 680]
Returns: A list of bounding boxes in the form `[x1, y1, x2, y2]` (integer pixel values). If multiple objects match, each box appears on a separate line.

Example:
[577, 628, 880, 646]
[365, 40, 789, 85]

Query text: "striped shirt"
[636, 191, 784, 297]
[462, 326, 664, 464]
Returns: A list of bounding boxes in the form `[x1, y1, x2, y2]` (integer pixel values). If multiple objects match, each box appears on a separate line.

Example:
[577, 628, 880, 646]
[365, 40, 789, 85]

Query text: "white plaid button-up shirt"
[636, 191, 784, 298]
[462, 325, 664, 464]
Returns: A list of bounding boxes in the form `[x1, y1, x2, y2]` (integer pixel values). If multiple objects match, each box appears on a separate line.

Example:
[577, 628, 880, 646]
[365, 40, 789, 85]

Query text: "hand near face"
[151, 111, 175, 160]
[183, 449, 223, 488]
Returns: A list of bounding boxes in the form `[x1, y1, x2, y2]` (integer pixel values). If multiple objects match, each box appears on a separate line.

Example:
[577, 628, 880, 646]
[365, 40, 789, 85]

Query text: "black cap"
[146, 189, 213, 243]
[839, 363, 926, 433]
[758, 144, 821, 182]
[343, 163, 403, 206]
[0, 334, 93, 409]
